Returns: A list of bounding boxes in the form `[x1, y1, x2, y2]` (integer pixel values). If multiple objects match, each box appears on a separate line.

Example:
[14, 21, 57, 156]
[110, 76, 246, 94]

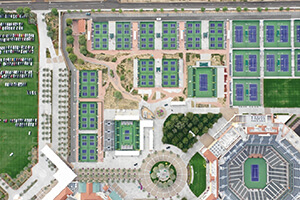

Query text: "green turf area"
[162, 22, 177, 50]
[232, 50, 260, 77]
[264, 79, 300, 107]
[78, 134, 98, 162]
[188, 153, 206, 197]
[294, 20, 300, 47]
[79, 70, 98, 98]
[93, 22, 108, 50]
[233, 79, 261, 106]
[186, 21, 201, 50]
[244, 158, 267, 189]
[232, 20, 260, 48]
[162, 59, 178, 87]
[188, 66, 217, 97]
[116, 22, 131, 50]
[209, 21, 224, 49]
[295, 50, 300, 76]
[264, 50, 291, 76]
[79, 102, 98, 130]
[114, 120, 140, 150]
[138, 59, 155, 87]
[139, 22, 155, 50]
[0, 17, 38, 179]
[264, 20, 291, 47]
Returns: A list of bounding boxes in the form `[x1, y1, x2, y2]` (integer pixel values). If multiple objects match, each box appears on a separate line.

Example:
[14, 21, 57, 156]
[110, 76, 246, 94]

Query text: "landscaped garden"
[150, 161, 177, 188]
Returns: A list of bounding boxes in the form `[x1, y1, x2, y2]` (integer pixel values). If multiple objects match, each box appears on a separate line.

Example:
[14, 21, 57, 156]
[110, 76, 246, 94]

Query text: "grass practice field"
[232, 50, 260, 77]
[78, 134, 98, 162]
[244, 158, 267, 189]
[0, 17, 38, 178]
[188, 153, 206, 197]
[114, 120, 140, 150]
[264, 79, 300, 107]
[264, 50, 291, 77]
[264, 20, 291, 48]
[233, 79, 261, 106]
[232, 20, 260, 48]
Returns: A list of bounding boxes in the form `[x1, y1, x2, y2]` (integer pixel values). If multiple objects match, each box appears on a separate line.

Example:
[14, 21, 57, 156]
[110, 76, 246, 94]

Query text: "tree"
[167, 132, 174, 139]
[24, 7, 31, 14]
[97, 9, 101, 12]
[66, 18, 72, 26]
[119, 9, 122, 13]
[236, 7, 242, 12]
[16, 7, 24, 15]
[192, 127, 199, 135]
[244, 7, 248, 11]
[265, 7, 268, 11]
[286, 7, 290, 11]
[64, 27, 73, 36]
[182, 137, 189, 145]
[160, 8, 164, 12]
[139, 9, 144, 12]
[66, 46, 73, 53]
[279, 7, 284, 11]
[257, 7, 262, 12]
[91, 9, 95, 13]
[174, 8, 178, 12]
[201, 7, 205, 12]
[78, 59, 84, 65]
[79, 35, 86, 45]
[51, 8, 58, 16]
[68, 53, 77, 63]
[223, 7, 228, 12]
[111, 8, 116, 12]
[66, 35, 74, 44]
[114, 91, 123, 100]
[0, 8, 5, 15]
[47, 30, 54, 39]
[215, 8, 220, 12]
[153, 8, 157, 12]
[181, 8, 184, 11]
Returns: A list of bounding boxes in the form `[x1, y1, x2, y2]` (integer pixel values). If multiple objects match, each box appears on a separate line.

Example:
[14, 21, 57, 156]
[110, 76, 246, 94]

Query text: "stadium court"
[79, 102, 98, 130]
[188, 66, 217, 98]
[244, 158, 267, 189]
[209, 21, 224, 49]
[79, 70, 98, 98]
[93, 22, 109, 50]
[138, 59, 155, 87]
[79, 134, 98, 162]
[162, 59, 179, 87]
[233, 79, 260, 106]
[139, 22, 155, 50]
[186, 21, 201, 50]
[232, 20, 260, 48]
[116, 22, 131, 50]
[162, 21, 178, 50]
[114, 120, 140, 151]
[232, 50, 260, 77]
[264, 50, 291, 76]
[264, 20, 291, 48]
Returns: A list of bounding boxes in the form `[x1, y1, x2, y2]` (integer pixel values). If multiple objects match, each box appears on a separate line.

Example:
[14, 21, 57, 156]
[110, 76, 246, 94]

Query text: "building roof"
[81, 183, 104, 200]
[78, 19, 86, 33]
[54, 187, 73, 200]
[109, 191, 122, 200]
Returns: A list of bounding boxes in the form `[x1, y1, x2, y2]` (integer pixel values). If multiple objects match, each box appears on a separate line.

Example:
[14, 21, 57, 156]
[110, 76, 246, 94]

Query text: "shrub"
[97, 9, 101, 12]
[174, 8, 178, 12]
[112, 57, 117, 62]
[78, 35, 86, 45]
[286, 7, 290, 11]
[201, 7, 205, 12]
[223, 7, 228, 12]
[0, 8, 5, 15]
[91, 9, 95, 13]
[66, 36, 74, 44]
[236, 7, 242, 12]
[181, 8, 184, 11]
[68, 53, 77, 63]
[257, 7, 262, 12]
[215, 8, 220, 12]
[66, 18, 72, 26]
[66, 46, 73, 53]
[51, 8, 58, 16]
[279, 7, 284, 11]
[113, 91, 122, 100]
[78, 59, 84, 65]
[153, 8, 157, 12]
[265, 7, 268, 11]
[16, 7, 24, 15]
[160, 8, 164, 12]
[64, 27, 73, 36]
[24, 7, 31, 14]
[120, 75, 125, 81]
[244, 7, 248, 11]
[119, 9, 122, 13]
[47, 30, 54, 39]
[139, 9, 144, 12]
[111, 8, 116, 12]
[80, 46, 88, 56]
[143, 95, 148, 101]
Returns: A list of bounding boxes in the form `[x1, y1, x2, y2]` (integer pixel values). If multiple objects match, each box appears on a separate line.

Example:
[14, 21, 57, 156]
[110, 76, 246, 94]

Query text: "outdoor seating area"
[0, 70, 33, 78]
[0, 57, 33, 66]
[0, 45, 34, 54]
[0, 33, 35, 43]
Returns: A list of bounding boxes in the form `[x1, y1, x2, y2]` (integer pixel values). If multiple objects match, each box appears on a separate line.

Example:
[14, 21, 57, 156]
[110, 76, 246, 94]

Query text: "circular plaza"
[139, 151, 187, 198]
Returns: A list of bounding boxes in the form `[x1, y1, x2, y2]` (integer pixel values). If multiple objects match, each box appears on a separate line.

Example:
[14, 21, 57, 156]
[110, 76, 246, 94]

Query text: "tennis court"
[79, 102, 98, 130]
[79, 70, 98, 98]
[93, 22, 109, 50]
[186, 21, 201, 50]
[138, 59, 155, 87]
[187, 66, 217, 97]
[114, 120, 140, 150]
[244, 158, 267, 189]
[264, 20, 291, 47]
[294, 20, 300, 47]
[79, 134, 98, 162]
[116, 22, 131, 50]
[233, 79, 260, 106]
[209, 21, 224, 49]
[295, 50, 300, 76]
[162, 22, 177, 50]
[232, 50, 260, 77]
[264, 50, 291, 76]
[232, 21, 260, 48]
[139, 22, 155, 50]
[162, 59, 179, 87]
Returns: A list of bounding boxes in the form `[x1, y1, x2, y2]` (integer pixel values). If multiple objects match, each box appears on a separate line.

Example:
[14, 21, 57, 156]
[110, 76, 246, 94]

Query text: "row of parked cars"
[27, 90, 37, 95]
[0, 70, 33, 79]
[0, 57, 33, 67]
[4, 82, 27, 87]
[0, 45, 34, 54]
[0, 22, 24, 31]
[0, 33, 35, 43]
[0, 14, 26, 19]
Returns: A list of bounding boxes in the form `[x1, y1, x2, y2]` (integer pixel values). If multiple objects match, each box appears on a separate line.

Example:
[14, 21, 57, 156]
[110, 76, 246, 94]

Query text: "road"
[1, 0, 300, 10]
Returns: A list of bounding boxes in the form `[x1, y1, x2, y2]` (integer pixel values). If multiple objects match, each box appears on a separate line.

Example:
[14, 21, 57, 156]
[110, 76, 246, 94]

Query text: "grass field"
[0, 17, 38, 178]
[188, 153, 206, 197]
[244, 158, 267, 189]
[264, 79, 300, 107]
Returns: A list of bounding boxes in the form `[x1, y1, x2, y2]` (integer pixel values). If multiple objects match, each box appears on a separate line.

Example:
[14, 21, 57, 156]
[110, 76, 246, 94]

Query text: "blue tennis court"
[236, 84, 244, 101]
[235, 26, 243, 43]
[281, 54, 289, 72]
[249, 26, 257, 43]
[249, 55, 257, 72]
[251, 164, 259, 181]
[266, 26, 274, 43]
[235, 55, 244, 72]
[267, 55, 275, 72]
[280, 26, 288, 43]
[297, 25, 300, 42]
[250, 84, 258, 101]
[297, 54, 300, 71]
[199, 74, 208, 91]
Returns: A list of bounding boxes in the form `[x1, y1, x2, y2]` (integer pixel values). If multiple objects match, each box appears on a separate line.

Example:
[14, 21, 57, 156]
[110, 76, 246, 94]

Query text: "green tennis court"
[244, 158, 267, 189]
[79, 134, 98, 162]
[114, 120, 140, 150]
[264, 20, 291, 48]
[233, 79, 261, 106]
[232, 20, 260, 48]
[209, 21, 224, 49]
[79, 70, 98, 98]
[264, 50, 291, 77]
[162, 22, 177, 50]
[188, 66, 217, 97]
[93, 22, 108, 50]
[79, 102, 98, 130]
[186, 21, 201, 50]
[294, 20, 300, 47]
[295, 49, 300, 76]
[116, 22, 131, 50]
[232, 50, 260, 77]
[138, 59, 155, 87]
[139, 22, 155, 50]
[162, 59, 179, 87]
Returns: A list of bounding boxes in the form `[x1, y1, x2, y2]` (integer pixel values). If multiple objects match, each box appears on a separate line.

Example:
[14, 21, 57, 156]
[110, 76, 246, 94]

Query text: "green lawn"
[264, 79, 300, 107]
[0, 17, 38, 178]
[189, 152, 206, 197]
